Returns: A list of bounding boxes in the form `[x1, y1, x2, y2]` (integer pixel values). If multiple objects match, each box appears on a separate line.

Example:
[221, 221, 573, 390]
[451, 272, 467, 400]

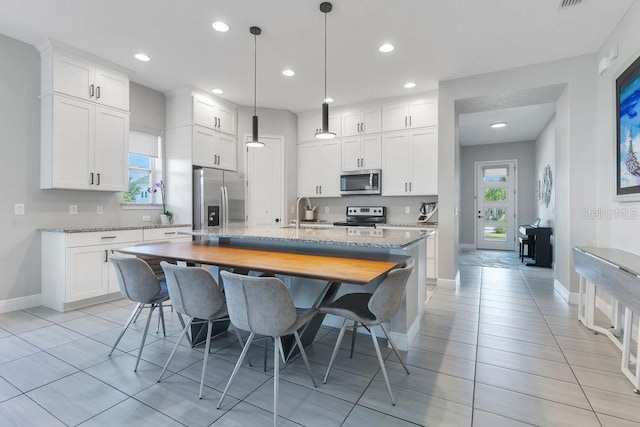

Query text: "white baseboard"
[437, 270, 460, 289]
[554, 279, 579, 305]
[0, 294, 41, 314]
[459, 243, 476, 251]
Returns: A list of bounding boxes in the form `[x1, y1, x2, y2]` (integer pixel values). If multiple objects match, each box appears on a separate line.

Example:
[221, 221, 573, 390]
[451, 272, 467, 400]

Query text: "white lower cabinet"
[381, 128, 437, 196]
[41, 227, 191, 311]
[297, 140, 341, 197]
[426, 230, 438, 282]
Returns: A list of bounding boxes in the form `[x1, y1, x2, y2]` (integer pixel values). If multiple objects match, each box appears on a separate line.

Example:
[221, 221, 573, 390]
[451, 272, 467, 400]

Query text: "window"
[123, 131, 163, 205]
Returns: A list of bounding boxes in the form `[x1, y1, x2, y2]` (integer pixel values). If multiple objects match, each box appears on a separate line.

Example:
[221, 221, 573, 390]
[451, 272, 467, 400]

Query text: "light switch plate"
[142, 215, 151, 222]
[96, 205, 103, 214]
[405, 206, 411, 214]
[69, 205, 78, 215]
[14, 204, 25, 215]
[324, 207, 330, 214]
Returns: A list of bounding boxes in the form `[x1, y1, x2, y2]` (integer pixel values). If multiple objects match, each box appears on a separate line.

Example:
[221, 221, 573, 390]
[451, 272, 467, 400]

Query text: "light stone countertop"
[185, 224, 432, 249]
[40, 224, 192, 233]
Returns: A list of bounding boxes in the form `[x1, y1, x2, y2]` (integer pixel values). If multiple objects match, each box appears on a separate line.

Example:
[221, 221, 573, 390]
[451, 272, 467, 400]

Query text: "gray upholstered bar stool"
[108, 256, 170, 371]
[217, 271, 317, 426]
[158, 262, 249, 399]
[318, 262, 413, 405]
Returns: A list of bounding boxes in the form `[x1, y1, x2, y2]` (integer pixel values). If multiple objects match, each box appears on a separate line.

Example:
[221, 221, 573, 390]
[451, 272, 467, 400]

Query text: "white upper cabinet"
[297, 110, 341, 141]
[48, 49, 129, 111]
[341, 134, 382, 171]
[193, 95, 237, 136]
[341, 106, 381, 136]
[297, 140, 341, 197]
[192, 125, 237, 171]
[381, 96, 437, 132]
[382, 128, 437, 196]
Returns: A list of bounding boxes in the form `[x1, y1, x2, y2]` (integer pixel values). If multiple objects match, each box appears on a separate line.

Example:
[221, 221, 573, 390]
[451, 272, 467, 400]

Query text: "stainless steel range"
[333, 206, 386, 227]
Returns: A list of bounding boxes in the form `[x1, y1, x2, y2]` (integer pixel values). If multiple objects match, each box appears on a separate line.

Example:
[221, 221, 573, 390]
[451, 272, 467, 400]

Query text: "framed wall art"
[616, 53, 640, 200]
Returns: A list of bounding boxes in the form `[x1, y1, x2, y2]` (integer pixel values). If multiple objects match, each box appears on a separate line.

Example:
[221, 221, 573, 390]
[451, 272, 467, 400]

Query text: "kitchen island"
[183, 225, 431, 350]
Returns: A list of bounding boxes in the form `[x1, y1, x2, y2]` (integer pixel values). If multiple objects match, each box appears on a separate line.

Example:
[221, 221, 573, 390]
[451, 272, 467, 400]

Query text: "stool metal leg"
[293, 330, 317, 387]
[380, 323, 410, 375]
[218, 332, 255, 409]
[370, 329, 395, 405]
[135, 303, 156, 372]
[350, 321, 358, 359]
[109, 302, 143, 356]
[324, 318, 348, 384]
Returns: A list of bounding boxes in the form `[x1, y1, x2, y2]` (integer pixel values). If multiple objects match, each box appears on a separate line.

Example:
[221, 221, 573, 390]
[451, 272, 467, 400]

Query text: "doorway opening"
[475, 160, 517, 251]
[245, 135, 284, 227]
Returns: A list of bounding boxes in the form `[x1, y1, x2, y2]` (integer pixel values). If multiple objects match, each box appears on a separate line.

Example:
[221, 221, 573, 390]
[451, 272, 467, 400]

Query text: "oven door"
[340, 170, 381, 195]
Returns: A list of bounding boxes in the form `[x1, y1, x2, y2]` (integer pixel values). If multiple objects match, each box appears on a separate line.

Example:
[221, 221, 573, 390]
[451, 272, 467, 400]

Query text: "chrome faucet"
[296, 197, 312, 229]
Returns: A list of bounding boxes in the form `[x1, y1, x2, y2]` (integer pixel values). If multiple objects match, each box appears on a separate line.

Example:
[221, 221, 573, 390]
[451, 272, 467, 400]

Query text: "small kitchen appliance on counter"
[417, 202, 437, 224]
[333, 206, 386, 227]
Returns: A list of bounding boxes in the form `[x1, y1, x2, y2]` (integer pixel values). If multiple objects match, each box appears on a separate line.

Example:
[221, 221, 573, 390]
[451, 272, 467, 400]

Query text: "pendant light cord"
[324, 12, 327, 100]
[254, 32, 257, 116]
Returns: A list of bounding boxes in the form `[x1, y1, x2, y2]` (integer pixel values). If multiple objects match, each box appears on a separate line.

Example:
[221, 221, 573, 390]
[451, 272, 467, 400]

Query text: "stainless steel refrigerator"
[193, 167, 245, 229]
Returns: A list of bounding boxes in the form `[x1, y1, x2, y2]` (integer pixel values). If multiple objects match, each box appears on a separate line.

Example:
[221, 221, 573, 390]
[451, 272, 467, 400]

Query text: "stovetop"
[333, 206, 386, 227]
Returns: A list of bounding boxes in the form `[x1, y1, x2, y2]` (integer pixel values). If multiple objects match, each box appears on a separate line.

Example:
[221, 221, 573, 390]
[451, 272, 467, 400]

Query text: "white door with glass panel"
[246, 136, 283, 227]
[476, 161, 516, 250]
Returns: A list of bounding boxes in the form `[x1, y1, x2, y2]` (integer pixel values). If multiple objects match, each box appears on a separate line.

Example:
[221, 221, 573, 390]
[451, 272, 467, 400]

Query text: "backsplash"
[301, 195, 438, 225]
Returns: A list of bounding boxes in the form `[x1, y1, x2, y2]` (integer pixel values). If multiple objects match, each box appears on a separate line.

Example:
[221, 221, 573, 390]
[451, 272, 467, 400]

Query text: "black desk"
[519, 225, 553, 267]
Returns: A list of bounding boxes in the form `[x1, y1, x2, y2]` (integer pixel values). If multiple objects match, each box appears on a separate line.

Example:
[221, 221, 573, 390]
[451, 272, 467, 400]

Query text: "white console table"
[573, 247, 640, 393]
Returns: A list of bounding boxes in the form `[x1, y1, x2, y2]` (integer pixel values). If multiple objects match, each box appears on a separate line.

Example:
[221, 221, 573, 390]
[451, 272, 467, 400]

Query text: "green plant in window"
[485, 188, 506, 201]
[494, 226, 507, 234]
[123, 180, 141, 203]
[148, 180, 173, 220]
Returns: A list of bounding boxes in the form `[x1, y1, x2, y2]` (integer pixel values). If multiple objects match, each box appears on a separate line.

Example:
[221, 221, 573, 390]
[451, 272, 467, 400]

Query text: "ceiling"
[459, 103, 557, 146]
[0, 0, 635, 114]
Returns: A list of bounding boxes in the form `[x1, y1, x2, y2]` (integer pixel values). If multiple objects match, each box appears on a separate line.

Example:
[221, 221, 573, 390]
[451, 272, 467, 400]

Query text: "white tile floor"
[0, 262, 639, 426]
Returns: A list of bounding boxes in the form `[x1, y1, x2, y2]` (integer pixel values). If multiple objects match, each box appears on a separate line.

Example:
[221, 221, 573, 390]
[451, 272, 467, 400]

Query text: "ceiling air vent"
[558, 0, 583, 8]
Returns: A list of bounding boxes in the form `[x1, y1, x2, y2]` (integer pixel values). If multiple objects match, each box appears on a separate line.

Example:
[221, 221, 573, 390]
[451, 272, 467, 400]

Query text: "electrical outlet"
[405, 206, 411, 214]
[324, 206, 330, 214]
[69, 204, 78, 215]
[290, 206, 295, 214]
[96, 205, 103, 214]
[142, 215, 151, 222]
[14, 204, 25, 215]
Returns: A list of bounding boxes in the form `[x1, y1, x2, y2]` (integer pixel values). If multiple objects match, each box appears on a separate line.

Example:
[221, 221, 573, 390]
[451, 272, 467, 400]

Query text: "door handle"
[89, 84, 94, 98]
[275, 218, 280, 223]
[409, 182, 412, 192]
[360, 158, 364, 167]
[361, 122, 365, 132]
[319, 185, 322, 194]
[104, 249, 108, 263]
[405, 182, 408, 192]
[90, 172, 94, 185]
[409, 115, 412, 127]
[96, 173, 101, 185]
[357, 123, 360, 133]
[96, 86, 101, 99]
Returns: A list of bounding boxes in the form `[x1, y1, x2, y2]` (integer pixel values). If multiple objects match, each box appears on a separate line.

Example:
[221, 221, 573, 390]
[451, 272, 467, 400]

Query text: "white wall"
[535, 116, 556, 227]
[0, 33, 166, 304]
[595, 1, 640, 254]
[439, 55, 597, 295]
[459, 141, 537, 246]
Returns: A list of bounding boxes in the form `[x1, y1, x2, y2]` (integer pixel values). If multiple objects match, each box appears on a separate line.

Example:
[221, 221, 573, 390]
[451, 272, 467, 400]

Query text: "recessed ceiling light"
[282, 69, 295, 77]
[404, 82, 416, 89]
[134, 53, 150, 62]
[212, 21, 229, 32]
[379, 43, 394, 53]
[211, 88, 223, 94]
[324, 97, 334, 103]
[490, 122, 507, 128]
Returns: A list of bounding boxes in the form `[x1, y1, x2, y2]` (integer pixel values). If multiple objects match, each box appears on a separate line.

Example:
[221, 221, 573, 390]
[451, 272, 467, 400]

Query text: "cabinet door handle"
[96, 173, 100, 185]
[104, 249, 108, 263]
[405, 116, 407, 127]
[96, 86, 101, 99]
[90, 172, 94, 185]
[101, 236, 117, 240]
[361, 122, 365, 132]
[409, 115, 412, 127]
[405, 182, 408, 192]
[357, 123, 361, 133]
[164, 231, 176, 235]
[319, 185, 322, 194]
[409, 182, 412, 192]
[89, 84, 94, 98]
[357, 158, 361, 167]
[361, 158, 364, 167]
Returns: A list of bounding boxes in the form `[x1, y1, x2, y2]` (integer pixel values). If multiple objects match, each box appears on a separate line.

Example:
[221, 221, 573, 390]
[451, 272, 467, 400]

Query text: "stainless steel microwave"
[340, 169, 381, 195]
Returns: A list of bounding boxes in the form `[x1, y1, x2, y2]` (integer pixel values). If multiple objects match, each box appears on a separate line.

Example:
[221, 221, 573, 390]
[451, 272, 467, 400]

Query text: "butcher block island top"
[185, 224, 431, 250]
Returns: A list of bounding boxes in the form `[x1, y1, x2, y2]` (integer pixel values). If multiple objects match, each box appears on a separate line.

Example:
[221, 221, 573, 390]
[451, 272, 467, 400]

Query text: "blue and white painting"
[619, 69, 640, 190]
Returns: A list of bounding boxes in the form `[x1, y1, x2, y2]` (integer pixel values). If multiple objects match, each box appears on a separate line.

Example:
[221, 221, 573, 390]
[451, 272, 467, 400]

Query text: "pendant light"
[247, 26, 265, 148]
[316, 2, 336, 140]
